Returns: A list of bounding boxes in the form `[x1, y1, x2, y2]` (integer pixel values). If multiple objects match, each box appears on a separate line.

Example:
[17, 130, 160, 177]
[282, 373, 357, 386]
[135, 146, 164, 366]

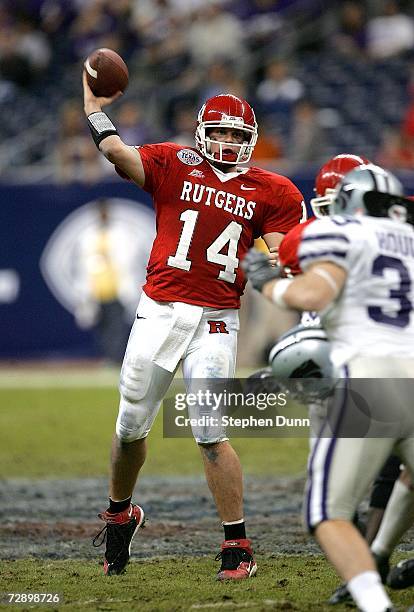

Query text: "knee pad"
[116, 399, 152, 442]
[119, 359, 151, 404]
[117, 360, 157, 442]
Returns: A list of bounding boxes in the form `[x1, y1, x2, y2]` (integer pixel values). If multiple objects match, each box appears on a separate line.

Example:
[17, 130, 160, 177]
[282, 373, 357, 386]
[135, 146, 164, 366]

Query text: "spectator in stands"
[229, 0, 285, 57]
[159, 65, 201, 132]
[287, 98, 329, 167]
[198, 59, 247, 105]
[105, 0, 138, 59]
[116, 100, 153, 145]
[367, 0, 414, 59]
[330, 1, 368, 57]
[169, 104, 196, 147]
[40, 0, 77, 64]
[0, 28, 33, 88]
[186, 4, 246, 68]
[55, 100, 103, 183]
[68, 1, 117, 61]
[132, 0, 176, 44]
[14, 15, 51, 75]
[139, 28, 191, 83]
[255, 58, 304, 117]
[251, 117, 283, 167]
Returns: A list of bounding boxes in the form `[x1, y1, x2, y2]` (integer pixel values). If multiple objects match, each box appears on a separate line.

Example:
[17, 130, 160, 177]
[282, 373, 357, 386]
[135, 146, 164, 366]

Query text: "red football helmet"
[195, 94, 258, 165]
[311, 154, 370, 218]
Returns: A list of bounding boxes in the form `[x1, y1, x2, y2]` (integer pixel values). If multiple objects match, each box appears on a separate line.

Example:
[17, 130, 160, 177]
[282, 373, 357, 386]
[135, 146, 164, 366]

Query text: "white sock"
[347, 571, 392, 612]
[371, 479, 414, 557]
[222, 518, 244, 525]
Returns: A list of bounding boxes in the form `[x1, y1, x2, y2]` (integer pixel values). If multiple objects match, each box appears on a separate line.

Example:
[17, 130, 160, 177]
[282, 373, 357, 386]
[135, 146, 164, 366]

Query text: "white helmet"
[333, 164, 404, 217]
[269, 323, 337, 402]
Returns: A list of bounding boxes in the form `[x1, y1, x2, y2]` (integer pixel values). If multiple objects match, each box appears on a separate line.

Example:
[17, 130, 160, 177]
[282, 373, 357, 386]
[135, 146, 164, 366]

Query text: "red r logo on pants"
[208, 320, 229, 334]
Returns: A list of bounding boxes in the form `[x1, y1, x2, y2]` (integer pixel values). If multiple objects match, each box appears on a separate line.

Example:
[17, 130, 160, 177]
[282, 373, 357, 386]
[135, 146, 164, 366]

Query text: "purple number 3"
[368, 255, 413, 328]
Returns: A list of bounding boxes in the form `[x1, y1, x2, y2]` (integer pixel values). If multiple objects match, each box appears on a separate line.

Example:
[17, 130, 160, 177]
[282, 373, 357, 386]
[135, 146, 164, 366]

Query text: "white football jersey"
[299, 214, 414, 367]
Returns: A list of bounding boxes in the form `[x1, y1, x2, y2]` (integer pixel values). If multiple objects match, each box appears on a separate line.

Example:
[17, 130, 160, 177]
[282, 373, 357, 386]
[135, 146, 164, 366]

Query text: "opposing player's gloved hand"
[241, 248, 282, 291]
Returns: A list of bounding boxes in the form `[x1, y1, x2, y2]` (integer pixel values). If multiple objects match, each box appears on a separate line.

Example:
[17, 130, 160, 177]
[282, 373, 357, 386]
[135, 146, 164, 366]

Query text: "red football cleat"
[92, 504, 145, 575]
[216, 538, 257, 580]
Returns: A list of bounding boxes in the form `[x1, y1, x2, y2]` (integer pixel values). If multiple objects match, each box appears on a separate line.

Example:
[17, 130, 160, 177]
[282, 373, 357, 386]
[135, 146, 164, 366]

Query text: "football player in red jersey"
[277, 154, 370, 277]
[83, 73, 305, 578]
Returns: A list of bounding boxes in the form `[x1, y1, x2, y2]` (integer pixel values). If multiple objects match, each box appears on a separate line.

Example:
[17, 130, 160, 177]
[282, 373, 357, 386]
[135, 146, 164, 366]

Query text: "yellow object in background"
[88, 229, 119, 302]
[254, 237, 269, 253]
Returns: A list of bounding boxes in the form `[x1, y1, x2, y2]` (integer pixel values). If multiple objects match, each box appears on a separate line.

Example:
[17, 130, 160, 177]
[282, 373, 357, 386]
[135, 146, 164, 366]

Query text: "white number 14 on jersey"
[167, 209, 243, 283]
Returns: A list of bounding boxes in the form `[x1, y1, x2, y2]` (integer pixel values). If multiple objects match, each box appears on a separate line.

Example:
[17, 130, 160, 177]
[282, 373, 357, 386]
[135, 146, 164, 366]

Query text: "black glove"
[241, 248, 282, 291]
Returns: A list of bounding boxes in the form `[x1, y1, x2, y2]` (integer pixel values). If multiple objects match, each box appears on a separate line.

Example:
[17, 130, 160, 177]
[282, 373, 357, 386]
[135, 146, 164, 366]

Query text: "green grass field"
[0, 387, 309, 478]
[1, 556, 413, 611]
[1, 379, 413, 611]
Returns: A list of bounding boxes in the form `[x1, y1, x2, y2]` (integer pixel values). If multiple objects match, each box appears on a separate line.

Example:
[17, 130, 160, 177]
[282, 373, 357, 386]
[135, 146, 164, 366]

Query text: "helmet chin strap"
[310, 189, 336, 218]
[212, 141, 240, 164]
[215, 149, 238, 163]
[204, 136, 250, 165]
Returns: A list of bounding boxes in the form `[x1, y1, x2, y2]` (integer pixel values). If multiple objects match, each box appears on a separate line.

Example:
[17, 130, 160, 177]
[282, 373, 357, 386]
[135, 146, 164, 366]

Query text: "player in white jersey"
[242, 163, 414, 612]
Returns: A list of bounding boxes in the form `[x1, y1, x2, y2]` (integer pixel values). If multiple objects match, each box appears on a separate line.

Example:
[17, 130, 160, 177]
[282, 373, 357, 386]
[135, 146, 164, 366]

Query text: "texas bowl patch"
[177, 149, 203, 166]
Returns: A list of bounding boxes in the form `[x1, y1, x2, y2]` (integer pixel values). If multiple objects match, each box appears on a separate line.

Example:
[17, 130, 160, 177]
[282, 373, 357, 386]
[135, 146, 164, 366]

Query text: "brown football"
[84, 48, 129, 97]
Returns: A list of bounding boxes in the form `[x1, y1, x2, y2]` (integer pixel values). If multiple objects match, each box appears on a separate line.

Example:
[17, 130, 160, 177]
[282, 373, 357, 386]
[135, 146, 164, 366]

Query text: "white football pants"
[116, 292, 238, 443]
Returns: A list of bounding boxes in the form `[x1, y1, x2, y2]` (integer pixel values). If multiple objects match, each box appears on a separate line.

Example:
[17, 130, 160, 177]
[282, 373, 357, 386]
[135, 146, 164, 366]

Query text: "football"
[84, 48, 129, 97]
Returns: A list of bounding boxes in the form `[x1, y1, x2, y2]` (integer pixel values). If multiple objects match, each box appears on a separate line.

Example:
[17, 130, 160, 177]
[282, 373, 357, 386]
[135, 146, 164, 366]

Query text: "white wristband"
[272, 278, 293, 309]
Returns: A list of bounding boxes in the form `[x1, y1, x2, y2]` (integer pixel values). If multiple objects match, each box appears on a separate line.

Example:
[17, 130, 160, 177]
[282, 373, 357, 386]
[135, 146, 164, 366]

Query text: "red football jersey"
[278, 217, 315, 276]
[124, 143, 304, 308]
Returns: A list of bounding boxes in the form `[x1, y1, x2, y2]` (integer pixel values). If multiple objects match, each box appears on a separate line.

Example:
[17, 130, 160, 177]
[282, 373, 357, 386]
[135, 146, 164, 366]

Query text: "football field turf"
[0, 374, 413, 610]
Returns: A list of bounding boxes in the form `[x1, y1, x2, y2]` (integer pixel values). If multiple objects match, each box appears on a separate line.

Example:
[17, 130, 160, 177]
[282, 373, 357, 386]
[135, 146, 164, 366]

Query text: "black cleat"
[328, 553, 390, 604]
[373, 552, 390, 584]
[328, 583, 352, 605]
[93, 504, 145, 575]
[387, 557, 414, 589]
[216, 539, 257, 581]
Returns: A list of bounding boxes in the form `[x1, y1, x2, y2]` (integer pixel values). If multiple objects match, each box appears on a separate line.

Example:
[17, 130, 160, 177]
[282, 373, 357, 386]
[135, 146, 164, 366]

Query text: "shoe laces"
[92, 509, 131, 548]
[215, 546, 251, 570]
[92, 524, 108, 548]
[92, 520, 131, 557]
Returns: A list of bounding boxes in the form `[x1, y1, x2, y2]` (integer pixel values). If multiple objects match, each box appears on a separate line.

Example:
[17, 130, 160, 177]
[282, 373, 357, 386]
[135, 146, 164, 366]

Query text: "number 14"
[167, 209, 243, 284]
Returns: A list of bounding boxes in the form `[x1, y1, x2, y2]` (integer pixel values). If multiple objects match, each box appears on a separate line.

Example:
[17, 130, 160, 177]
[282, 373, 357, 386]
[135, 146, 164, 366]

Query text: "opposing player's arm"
[82, 71, 145, 187]
[262, 262, 347, 311]
[262, 232, 284, 266]
[262, 232, 284, 250]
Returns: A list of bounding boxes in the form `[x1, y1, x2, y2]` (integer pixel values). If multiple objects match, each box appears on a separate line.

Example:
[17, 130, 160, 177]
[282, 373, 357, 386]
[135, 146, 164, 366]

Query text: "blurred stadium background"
[2, 0, 414, 364]
[2, 2, 414, 609]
